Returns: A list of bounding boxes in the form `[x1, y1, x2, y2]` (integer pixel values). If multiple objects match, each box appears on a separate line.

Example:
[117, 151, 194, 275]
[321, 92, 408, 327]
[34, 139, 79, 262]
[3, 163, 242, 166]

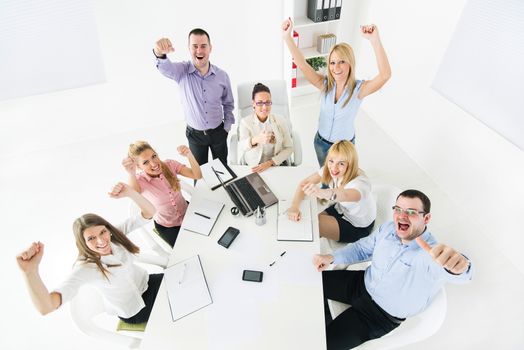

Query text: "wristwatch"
[329, 189, 337, 201]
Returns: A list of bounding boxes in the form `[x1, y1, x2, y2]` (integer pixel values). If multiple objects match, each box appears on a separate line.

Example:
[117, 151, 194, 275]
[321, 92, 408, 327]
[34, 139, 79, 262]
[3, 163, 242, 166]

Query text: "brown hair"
[128, 141, 180, 191]
[324, 43, 357, 108]
[321, 140, 360, 186]
[73, 213, 140, 279]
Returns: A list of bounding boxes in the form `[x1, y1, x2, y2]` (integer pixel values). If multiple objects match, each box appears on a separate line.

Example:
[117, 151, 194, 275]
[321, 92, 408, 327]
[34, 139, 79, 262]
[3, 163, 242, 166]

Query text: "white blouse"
[54, 214, 150, 318]
[319, 168, 377, 227]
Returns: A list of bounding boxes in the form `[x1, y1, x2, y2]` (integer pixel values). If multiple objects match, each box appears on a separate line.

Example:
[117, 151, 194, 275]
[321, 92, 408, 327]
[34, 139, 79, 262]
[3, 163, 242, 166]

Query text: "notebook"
[181, 196, 224, 236]
[200, 158, 237, 190]
[277, 199, 313, 241]
[164, 255, 212, 322]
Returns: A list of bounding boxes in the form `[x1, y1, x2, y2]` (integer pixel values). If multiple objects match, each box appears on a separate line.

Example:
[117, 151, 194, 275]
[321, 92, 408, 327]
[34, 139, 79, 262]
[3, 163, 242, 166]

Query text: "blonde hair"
[128, 141, 180, 191]
[324, 43, 357, 108]
[73, 213, 140, 280]
[321, 140, 360, 186]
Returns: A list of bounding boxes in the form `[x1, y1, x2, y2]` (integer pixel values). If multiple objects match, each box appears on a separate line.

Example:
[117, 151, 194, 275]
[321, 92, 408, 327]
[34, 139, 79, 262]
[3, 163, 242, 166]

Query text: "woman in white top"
[238, 82, 293, 173]
[16, 183, 161, 324]
[288, 140, 376, 242]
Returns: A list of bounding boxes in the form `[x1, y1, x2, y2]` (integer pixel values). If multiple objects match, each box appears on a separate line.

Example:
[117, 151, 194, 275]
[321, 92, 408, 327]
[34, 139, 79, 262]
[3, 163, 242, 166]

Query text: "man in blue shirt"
[153, 28, 234, 165]
[314, 189, 473, 350]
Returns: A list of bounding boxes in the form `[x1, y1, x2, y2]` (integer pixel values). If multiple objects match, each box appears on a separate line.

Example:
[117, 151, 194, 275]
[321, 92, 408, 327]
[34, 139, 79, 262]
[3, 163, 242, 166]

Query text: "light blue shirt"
[333, 221, 473, 318]
[318, 79, 364, 142]
[156, 59, 235, 131]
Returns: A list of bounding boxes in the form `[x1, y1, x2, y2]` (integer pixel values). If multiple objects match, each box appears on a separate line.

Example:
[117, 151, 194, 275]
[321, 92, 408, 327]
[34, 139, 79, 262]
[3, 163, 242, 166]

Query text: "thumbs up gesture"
[416, 237, 470, 275]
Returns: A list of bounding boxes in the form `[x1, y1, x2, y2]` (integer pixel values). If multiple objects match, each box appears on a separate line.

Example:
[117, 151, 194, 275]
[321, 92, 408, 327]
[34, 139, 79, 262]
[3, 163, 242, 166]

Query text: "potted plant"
[306, 56, 327, 72]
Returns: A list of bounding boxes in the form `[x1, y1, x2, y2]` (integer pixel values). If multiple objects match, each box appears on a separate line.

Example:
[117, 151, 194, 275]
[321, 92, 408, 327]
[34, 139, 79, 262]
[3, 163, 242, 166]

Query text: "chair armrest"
[228, 132, 238, 165]
[137, 253, 168, 268]
[291, 131, 302, 166]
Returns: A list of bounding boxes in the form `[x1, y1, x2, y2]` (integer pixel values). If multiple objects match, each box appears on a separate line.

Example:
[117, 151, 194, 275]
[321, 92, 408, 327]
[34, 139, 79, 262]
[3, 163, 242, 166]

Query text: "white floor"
[2, 99, 524, 349]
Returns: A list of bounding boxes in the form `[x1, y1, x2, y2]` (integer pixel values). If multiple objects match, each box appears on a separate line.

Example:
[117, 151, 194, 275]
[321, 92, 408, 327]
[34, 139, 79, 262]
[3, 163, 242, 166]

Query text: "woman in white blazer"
[238, 83, 293, 172]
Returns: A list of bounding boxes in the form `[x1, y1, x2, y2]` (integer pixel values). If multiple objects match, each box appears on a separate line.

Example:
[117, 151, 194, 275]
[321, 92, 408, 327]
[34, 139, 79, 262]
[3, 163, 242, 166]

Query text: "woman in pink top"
[123, 141, 202, 247]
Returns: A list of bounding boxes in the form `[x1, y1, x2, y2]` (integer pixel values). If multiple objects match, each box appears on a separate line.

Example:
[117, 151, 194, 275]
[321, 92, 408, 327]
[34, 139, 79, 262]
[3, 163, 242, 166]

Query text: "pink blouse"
[136, 159, 188, 227]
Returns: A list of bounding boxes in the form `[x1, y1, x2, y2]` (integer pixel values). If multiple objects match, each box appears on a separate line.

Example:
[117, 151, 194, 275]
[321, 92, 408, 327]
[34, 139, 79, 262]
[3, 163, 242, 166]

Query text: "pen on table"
[269, 251, 287, 267]
[194, 212, 210, 219]
[179, 263, 187, 285]
[215, 170, 224, 175]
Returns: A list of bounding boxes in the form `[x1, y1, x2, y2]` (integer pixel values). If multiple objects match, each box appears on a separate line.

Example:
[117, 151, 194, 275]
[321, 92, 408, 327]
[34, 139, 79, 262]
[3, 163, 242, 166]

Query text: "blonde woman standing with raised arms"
[281, 18, 391, 166]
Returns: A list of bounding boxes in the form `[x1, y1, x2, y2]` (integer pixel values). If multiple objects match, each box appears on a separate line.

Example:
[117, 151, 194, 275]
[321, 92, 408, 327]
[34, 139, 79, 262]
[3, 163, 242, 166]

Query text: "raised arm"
[303, 184, 362, 203]
[16, 242, 62, 315]
[288, 172, 321, 221]
[416, 237, 473, 279]
[108, 182, 156, 219]
[122, 157, 141, 192]
[176, 145, 202, 179]
[358, 24, 391, 99]
[153, 37, 185, 81]
[281, 18, 324, 89]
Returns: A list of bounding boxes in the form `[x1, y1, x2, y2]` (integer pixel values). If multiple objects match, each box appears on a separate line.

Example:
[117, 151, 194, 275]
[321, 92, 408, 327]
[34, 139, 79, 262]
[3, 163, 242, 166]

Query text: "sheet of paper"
[200, 158, 234, 189]
[277, 199, 313, 241]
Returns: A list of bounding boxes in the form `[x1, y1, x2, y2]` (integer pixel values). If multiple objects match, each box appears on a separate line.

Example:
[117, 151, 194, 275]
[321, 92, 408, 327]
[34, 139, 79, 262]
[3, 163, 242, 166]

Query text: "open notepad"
[181, 196, 224, 236]
[164, 255, 212, 322]
[277, 199, 313, 241]
[200, 158, 237, 190]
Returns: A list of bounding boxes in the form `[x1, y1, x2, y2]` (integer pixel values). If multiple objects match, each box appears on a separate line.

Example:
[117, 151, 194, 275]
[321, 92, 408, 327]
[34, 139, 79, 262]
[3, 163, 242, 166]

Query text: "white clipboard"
[164, 255, 212, 322]
[277, 199, 313, 242]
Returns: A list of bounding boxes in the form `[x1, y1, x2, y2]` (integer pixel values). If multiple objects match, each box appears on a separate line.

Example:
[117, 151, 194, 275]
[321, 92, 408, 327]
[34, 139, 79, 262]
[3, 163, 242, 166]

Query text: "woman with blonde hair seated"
[238, 82, 293, 173]
[16, 183, 162, 325]
[288, 140, 376, 243]
[123, 141, 202, 247]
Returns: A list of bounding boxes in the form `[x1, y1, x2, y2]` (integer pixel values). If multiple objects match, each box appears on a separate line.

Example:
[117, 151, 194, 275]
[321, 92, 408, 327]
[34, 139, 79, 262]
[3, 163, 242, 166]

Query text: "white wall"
[356, 1, 524, 348]
[358, 0, 524, 273]
[0, 0, 284, 158]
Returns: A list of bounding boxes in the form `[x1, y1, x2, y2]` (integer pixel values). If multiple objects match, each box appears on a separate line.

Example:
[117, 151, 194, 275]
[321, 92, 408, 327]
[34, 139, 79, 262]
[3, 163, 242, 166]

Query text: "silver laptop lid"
[245, 173, 278, 207]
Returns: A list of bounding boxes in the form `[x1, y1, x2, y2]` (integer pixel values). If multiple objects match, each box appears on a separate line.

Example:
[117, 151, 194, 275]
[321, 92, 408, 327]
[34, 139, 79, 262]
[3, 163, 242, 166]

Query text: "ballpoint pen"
[269, 251, 287, 267]
[194, 212, 211, 219]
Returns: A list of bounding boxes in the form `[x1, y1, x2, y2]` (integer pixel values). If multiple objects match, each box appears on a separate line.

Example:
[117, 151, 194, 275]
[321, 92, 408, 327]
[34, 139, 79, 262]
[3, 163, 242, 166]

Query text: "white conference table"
[141, 166, 326, 350]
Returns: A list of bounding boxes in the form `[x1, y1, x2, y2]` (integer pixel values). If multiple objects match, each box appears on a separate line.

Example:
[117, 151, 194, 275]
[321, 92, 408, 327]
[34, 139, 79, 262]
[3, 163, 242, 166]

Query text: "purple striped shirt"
[156, 59, 235, 131]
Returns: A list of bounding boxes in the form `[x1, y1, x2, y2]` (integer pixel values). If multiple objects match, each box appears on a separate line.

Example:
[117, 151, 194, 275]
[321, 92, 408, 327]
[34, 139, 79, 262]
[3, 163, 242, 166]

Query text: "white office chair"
[70, 254, 168, 349]
[320, 183, 401, 255]
[327, 287, 447, 350]
[228, 79, 302, 166]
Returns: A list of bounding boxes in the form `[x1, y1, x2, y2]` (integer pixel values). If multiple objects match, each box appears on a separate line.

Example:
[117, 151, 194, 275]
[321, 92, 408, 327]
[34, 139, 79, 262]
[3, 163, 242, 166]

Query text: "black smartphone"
[217, 226, 240, 248]
[242, 270, 263, 282]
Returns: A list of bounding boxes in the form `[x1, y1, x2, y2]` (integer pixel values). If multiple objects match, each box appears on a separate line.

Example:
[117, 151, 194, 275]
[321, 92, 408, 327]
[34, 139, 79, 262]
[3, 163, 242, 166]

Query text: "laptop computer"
[212, 167, 278, 216]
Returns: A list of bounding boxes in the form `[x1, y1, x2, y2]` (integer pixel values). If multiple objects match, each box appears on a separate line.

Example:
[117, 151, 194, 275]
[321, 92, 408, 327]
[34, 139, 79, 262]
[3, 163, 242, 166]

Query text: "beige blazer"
[238, 113, 293, 166]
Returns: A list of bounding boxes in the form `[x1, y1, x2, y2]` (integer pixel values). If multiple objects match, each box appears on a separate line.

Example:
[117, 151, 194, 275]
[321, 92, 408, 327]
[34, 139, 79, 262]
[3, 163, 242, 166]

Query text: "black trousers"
[185, 123, 228, 165]
[119, 273, 163, 324]
[323, 270, 403, 350]
[154, 221, 181, 248]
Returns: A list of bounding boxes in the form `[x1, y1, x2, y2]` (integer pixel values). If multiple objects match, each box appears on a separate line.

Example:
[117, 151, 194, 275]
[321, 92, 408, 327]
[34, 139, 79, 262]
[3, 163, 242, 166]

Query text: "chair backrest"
[372, 184, 401, 228]
[356, 287, 447, 350]
[324, 183, 401, 254]
[236, 80, 290, 121]
[70, 285, 142, 349]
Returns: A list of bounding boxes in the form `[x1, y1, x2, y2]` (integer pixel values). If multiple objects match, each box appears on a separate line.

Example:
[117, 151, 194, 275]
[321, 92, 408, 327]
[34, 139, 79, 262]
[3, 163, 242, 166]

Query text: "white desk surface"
[141, 166, 326, 350]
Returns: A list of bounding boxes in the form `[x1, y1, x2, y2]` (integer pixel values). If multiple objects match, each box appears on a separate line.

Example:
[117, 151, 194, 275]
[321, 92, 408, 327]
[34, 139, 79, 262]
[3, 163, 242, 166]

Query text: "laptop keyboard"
[232, 177, 265, 211]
